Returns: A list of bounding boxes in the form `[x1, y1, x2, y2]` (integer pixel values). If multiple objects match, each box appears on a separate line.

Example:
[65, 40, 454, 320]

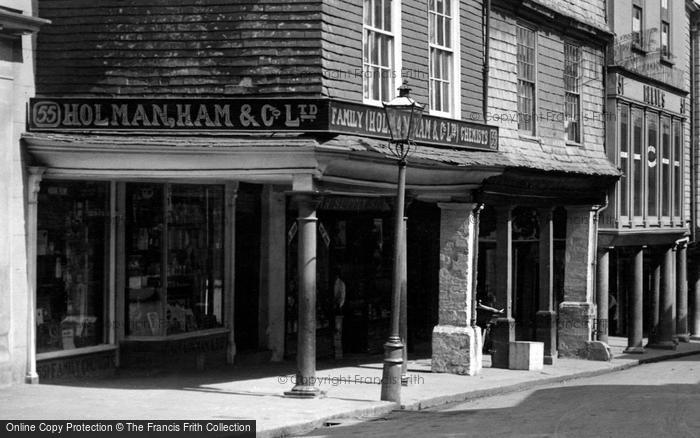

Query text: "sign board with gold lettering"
[28, 98, 498, 152]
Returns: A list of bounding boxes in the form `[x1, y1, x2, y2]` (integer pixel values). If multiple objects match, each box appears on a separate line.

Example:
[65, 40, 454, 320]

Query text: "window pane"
[661, 117, 671, 217]
[364, 0, 371, 26]
[674, 121, 682, 217]
[167, 184, 225, 334]
[632, 6, 642, 45]
[620, 106, 629, 216]
[632, 109, 643, 217]
[126, 183, 164, 336]
[374, 0, 382, 29]
[661, 23, 669, 56]
[384, 0, 392, 31]
[445, 17, 452, 48]
[37, 181, 109, 351]
[647, 114, 658, 217]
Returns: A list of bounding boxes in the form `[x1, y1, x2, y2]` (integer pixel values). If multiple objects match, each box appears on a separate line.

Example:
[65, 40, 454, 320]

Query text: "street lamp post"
[380, 81, 424, 403]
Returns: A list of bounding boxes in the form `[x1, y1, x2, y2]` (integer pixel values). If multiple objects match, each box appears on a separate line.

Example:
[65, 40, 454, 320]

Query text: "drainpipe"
[482, 0, 491, 122]
[691, 23, 697, 245]
[592, 194, 609, 339]
[471, 203, 484, 329]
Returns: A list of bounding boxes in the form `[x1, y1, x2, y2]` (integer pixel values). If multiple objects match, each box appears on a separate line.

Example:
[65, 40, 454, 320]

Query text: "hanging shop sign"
[28, 98, 498, 152]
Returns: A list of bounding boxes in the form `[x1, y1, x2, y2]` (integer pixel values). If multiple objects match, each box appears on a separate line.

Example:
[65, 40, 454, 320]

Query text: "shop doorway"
[234, 183, 262, 352]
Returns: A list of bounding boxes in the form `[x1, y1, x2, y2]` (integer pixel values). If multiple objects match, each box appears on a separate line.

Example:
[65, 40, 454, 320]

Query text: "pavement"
[1, 337, 699, 438]
[303, 353, 700, 438]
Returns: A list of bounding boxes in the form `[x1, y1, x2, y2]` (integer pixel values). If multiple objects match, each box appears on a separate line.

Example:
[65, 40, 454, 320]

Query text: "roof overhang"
[0, 8, 50, 35]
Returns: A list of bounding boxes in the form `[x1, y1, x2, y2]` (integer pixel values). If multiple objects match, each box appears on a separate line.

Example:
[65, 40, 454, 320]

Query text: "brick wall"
[36, 0, 325, 97]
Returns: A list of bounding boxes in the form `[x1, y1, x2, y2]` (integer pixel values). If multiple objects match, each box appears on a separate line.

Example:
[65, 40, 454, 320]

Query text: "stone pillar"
[596, 247, 610, 344]
[536, 208, 557, 364]
[285, 194, 322, 397]
[692, 253, 700, 339]
[558, 206, 596, 358]
[25, 167, 45, 384]
[648, 245, 677, 349]
[625, 247, 644, 353]
[648, 249, 661, 345]
[490, 205, 515, 368]
[676, 242, 689, 342]
[431, 203, 482, 376]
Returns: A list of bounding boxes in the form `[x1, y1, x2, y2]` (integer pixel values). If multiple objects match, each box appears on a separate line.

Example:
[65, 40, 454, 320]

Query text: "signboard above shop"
[28, 98, 498, 152]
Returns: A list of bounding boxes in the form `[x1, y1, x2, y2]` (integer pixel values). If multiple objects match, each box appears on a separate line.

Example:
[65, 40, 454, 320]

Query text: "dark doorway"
[234, 183, 262, 351]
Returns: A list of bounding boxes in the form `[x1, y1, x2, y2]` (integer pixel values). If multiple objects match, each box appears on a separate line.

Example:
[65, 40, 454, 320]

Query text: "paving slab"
[1, 338, 698, 438]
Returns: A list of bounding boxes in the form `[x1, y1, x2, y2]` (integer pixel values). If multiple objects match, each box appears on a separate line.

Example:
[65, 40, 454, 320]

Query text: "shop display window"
[126, 183, 224, 337]
[36, 181, 109, 353]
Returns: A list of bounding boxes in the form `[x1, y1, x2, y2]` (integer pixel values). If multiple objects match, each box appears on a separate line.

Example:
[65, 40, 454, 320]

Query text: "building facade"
[0, 2, 48, 387]
[3, 0, 637, 388]
[480, 0, 618, 365]
[17, 0, 509, 388]
[599, 0, 695, 352]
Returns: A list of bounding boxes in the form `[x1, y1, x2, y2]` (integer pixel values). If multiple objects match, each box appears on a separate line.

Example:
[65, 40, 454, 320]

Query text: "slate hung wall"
[36, 0, 486, 119]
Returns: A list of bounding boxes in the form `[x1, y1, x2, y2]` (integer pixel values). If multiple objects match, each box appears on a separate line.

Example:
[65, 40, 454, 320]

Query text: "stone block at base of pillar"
[557, 302, 593, 358]
[676, 333, 690, 343]
[535, 310, 557, 365]
[583, 341, 613, 361]
[623, 346, 645, 354]
[508, 341, 544, 371]
[646, 340, 677, 350]
[431, 325, 482, 376]
[691, 335, 700, 341]
[284, 386, 326, 398]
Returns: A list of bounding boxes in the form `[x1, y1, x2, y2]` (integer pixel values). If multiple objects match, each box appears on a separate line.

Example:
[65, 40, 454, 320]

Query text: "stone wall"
[431, 203, 482, 375]
[0, 0, 41, 386]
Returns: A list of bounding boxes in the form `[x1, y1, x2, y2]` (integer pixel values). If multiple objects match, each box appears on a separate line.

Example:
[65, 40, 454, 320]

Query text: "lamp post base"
[284, 385, 325, 399]
[380, 336, 404, 403]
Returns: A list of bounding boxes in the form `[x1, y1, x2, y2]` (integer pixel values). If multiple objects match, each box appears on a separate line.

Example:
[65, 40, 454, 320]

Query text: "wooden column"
[625, 247, 644, 353]
[676, 242, 689, 342]
[224, 182, 239, 364]
[596, 247, 610, 344]
[692, 253, 700, 339]
[491, 205, 514, 369]
[647, 249, 661, 345]
[25, 167, 45, 384]
[285, 194, 322, 398]
[648, 245, 677, 349]
[536, 208, 556, 364]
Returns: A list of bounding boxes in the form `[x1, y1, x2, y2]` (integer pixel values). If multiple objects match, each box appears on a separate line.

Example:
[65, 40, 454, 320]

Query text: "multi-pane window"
[619, 106, 630, 217]
[564, 43, 581, 143]
[429, 0, 454, 114]
[632, 5, 643, 46]
[661, 0, 670, 58]
[363, 0, 395, 103]
[517, 25, 536, 135]
[632, 108, 644, 217]
[619, 103, 684, 224]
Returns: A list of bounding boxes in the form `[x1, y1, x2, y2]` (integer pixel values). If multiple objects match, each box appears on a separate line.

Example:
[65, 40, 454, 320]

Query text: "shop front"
[23, 97, 501, 382]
